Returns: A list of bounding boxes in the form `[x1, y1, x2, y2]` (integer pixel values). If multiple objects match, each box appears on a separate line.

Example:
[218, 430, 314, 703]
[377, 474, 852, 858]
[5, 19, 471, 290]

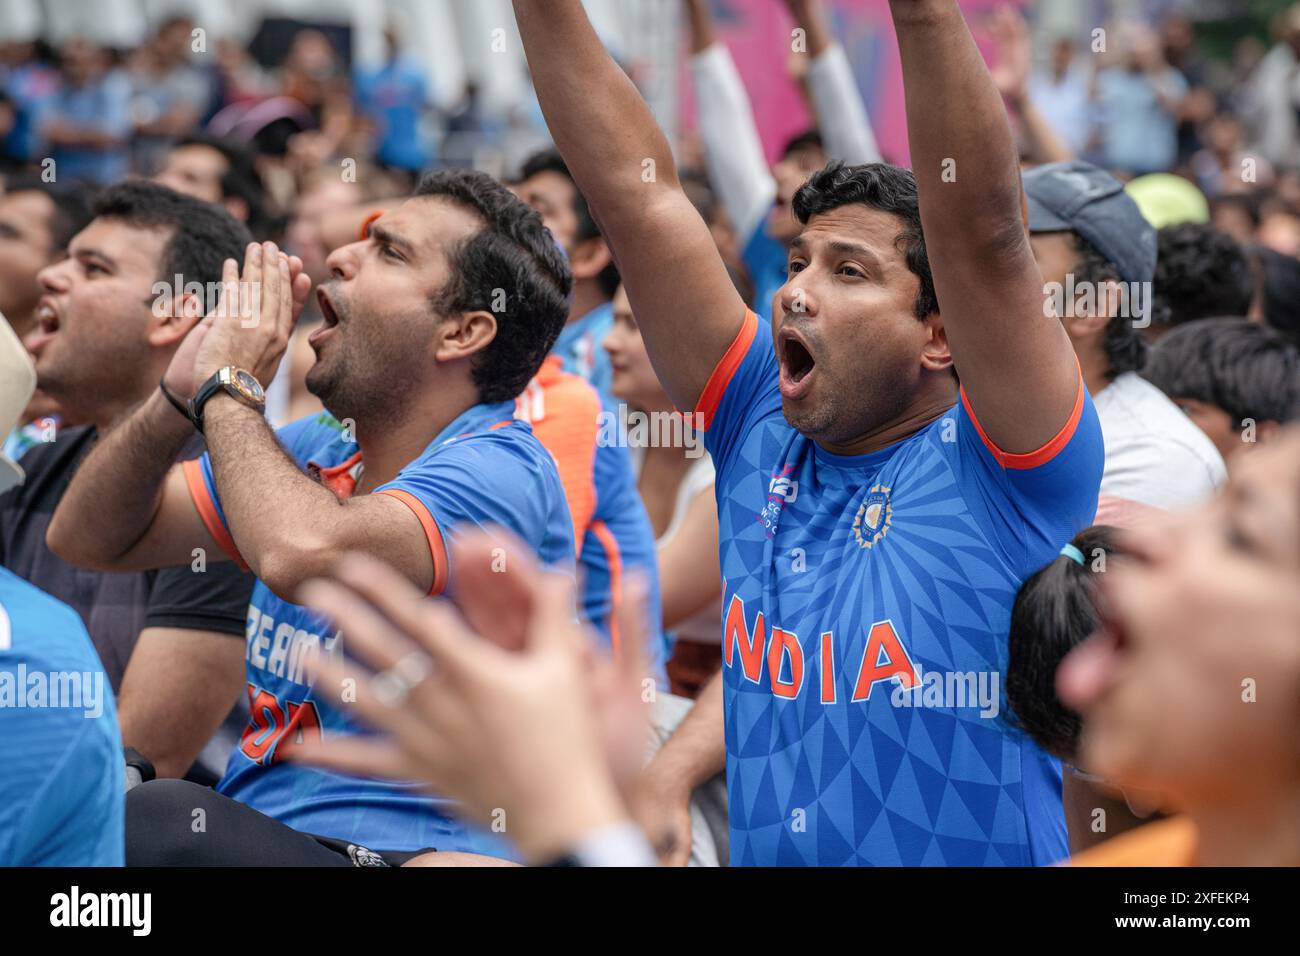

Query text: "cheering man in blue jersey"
[514, 0, 1103, 865]
[48, 170, 576, 865]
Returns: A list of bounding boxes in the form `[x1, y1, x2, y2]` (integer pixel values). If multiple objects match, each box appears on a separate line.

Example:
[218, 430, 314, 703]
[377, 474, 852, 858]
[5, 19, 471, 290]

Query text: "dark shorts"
[125, 779, 434, 867]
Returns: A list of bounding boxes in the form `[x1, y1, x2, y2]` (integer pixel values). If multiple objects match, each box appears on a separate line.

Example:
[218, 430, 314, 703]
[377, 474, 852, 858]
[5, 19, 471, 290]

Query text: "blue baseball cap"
[1022, 160, 1157, 285]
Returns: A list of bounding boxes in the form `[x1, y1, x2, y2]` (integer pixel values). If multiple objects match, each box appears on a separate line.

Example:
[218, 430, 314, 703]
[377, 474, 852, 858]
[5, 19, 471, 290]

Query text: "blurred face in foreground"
[1061, 428, 1300, 811]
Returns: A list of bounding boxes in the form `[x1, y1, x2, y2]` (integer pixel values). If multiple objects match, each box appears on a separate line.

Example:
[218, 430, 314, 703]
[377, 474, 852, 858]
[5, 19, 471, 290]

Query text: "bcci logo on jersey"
[852, 484, 892, 548]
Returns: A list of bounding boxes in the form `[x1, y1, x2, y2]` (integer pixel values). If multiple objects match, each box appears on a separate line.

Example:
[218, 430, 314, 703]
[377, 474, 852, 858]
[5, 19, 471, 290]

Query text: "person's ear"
[434, 309, 498, 364]
[146, 291, 205, 348]
[919, 313, 953, 374]
[568, 236, 612, 283]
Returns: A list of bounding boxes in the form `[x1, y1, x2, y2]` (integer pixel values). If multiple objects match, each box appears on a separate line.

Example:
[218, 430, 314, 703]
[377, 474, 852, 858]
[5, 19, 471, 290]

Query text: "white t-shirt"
[1093, 372, 1226, 515]
[632, 449, 720, 645]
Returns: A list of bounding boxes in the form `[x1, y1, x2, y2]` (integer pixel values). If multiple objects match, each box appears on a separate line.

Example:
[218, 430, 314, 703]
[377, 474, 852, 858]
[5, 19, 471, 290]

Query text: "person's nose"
[325, 242, 360, 281]
[37, 258, 72, 294]
[778, 275, 818, 321]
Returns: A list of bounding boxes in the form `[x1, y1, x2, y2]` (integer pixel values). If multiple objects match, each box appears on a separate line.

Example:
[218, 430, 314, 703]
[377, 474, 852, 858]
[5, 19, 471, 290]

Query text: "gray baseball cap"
[1022, 160, 1157, 285]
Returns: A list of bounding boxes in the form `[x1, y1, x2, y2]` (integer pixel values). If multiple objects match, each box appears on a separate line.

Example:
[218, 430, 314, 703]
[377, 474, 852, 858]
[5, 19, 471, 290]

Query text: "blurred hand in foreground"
[291, 529, 655, 865]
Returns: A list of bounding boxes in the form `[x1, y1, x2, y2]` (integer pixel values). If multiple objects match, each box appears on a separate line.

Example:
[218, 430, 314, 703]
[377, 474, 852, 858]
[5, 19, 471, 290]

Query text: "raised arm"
[515, 0, 745, 412]
[791, 0, 882, 165]
[989, 4, 1072, 166]
[684, 0, 777, 246]
[890, 0, 1078, 454]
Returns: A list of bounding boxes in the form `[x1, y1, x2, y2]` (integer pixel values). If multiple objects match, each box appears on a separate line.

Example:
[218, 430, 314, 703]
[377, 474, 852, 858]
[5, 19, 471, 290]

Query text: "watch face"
[232, 369, 265, 403]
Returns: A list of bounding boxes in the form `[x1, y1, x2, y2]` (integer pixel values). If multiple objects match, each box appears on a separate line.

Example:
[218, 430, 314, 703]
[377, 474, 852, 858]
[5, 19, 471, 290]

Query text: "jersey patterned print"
[700, 312, 1104, 866]
[517, 357, 668, 684]
[182, 403, 574, 856]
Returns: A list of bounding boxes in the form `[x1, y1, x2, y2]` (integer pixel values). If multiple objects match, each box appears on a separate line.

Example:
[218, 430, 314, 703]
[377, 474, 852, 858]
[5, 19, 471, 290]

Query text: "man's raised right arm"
[513, 0, 747, 412]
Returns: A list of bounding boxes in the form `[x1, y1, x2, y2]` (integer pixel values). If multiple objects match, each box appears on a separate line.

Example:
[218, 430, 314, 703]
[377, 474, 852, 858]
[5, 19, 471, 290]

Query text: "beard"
[783, 361, 915, 448]
[305, 323, 426, 426]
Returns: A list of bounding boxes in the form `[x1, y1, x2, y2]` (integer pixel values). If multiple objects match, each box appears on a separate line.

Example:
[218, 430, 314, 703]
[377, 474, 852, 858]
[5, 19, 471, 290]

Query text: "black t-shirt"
[0, 425, 253, 691]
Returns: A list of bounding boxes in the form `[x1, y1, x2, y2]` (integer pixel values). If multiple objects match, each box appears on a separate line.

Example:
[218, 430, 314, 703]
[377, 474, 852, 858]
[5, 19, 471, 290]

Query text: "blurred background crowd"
[3, 0, 1298, 427]
[3, 0, 1300, 255]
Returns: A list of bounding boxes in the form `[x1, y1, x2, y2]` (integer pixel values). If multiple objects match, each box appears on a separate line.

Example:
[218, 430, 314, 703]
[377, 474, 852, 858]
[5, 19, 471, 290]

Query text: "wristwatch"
[160, 367, 265, 433]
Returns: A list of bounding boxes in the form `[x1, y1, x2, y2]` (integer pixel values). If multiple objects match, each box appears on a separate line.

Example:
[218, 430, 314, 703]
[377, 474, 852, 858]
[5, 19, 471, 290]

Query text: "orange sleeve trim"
[959, 361, 1086, 470]
[182, 458, 248, 570]
[693, 310, 758, 432]
[588, 520, 623, 657]
[377, 489, 448, 596]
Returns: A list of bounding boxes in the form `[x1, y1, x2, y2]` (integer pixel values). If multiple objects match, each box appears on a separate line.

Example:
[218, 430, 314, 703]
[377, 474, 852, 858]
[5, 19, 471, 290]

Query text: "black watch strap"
[190, 372, 229, 434]
[159, 378, 200, 431]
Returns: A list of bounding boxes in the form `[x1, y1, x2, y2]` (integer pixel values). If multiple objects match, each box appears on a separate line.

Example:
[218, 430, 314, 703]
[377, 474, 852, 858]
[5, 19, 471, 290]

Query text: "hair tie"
[1060, 543, 1086, 566]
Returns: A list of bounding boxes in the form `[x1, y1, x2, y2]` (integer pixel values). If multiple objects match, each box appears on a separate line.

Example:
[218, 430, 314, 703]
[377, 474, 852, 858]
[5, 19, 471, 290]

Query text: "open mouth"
[36, 298, 59, 334]
[309, 288, 341, 350]
[316, 287, 340, 328]
[778, 327, 817, 399]
[25, 298, 61, 354]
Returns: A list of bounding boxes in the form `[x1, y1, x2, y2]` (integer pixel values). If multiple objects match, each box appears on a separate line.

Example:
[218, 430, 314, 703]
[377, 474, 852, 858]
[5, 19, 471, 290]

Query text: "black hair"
[1006, 525, 1121, 762]
[1253, 246, 1300, 341]
[782, 129, 824, 160]
[171, 132, 274, 239]
[92, 180, 252, 289]
[1142, 317, 1299, 428]
[413, 168, 572, 404]
[1152, 223, 1253, 328]
[792, 161, 938, 320]
[518, 148, 620, 299]
[1070, 235, 1161, 377]
[0, 174, 95, 252]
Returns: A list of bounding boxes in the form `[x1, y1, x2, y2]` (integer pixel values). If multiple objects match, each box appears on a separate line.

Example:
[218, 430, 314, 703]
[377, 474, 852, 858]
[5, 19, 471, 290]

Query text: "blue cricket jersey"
[516, 357, 668, 684]
[553, 301, 615, 399]
[742, 213, 790, 324]
[0, 566, 124, 865]
[701, 312, 1104, 866]
[184, 403, 575, 856]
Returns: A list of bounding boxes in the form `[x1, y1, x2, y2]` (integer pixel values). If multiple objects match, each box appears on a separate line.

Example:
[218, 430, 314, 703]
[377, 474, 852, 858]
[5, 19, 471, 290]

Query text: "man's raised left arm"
[889, 0, 1079, 455]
